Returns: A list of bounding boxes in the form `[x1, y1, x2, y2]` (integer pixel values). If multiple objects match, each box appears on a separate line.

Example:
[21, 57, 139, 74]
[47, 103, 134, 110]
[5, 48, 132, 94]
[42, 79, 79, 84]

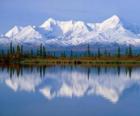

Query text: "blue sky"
[0, 0, 140, 34]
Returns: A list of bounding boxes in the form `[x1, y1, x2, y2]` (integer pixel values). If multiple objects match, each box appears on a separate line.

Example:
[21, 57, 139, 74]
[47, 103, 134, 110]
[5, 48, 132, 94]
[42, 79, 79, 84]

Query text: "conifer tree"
[10, 42, 13, 55]
[30, 49, 33, 58]
[20, 45, 23, 56]
[97, 48, 101, 58]
[1, 50, 4, 57]
[70, 50, 73, 58]
[37, 48, 40, 57]
[117, 47, 121, 58]
[16, 45, 21, 58]
[12, 47, 15, 55]
[42, 46, 46, 57]
[53, 52, 56, 57]
[39, 44, 43, 57]
[87, 44, 91, 57]
[128, 45, 132, 57]
[104, 48, 107, 57]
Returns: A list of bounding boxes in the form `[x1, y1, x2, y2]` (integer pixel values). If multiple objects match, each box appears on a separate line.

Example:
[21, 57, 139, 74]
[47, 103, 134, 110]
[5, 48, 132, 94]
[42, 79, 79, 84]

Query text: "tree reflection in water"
[0, 65, 139, 103]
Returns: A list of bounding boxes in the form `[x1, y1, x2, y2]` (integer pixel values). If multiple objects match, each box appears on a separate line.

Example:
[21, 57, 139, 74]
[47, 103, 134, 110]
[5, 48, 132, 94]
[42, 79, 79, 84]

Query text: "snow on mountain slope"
[40, 18, 63, 38]
[14, 25, 42, 39]
[97, 15, 121, 31]
[58, 20, 92, 36]
[39, 18, 92, 39]
[2, 15, 140, 48]
[5, 26, 23, 38]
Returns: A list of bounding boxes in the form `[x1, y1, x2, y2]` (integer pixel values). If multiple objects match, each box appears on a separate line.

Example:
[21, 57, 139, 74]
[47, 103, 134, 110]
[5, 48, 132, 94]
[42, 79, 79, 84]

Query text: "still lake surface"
[0, 66, 140, 116]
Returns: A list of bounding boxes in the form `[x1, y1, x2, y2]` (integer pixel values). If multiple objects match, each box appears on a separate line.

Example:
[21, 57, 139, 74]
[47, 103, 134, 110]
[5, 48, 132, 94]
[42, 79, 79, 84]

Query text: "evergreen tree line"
[0, 43, 136, 60]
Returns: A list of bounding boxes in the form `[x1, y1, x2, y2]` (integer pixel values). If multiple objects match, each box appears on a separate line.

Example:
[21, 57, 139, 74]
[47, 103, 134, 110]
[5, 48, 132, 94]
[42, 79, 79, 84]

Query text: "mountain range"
[1, 15, 140, 50]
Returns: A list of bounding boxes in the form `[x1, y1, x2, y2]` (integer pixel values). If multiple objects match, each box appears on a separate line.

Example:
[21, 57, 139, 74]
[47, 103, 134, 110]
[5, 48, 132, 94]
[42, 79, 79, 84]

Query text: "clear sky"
[0, 0, 140, 34]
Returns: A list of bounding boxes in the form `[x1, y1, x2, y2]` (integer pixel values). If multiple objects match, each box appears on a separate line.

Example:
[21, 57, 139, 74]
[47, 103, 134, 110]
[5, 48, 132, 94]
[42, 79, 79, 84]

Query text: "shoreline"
[19, 58, 140, 67]
[1, 56, 140, 67]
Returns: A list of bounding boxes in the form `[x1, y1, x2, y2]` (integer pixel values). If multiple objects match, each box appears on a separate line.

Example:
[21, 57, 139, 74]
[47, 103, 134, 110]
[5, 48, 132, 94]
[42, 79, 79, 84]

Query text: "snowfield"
[1, 15, 140, 49]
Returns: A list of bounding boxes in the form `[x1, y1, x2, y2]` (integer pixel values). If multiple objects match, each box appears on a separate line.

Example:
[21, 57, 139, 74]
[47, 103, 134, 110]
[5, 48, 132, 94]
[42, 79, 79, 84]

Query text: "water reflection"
[0, 66, 140, 103]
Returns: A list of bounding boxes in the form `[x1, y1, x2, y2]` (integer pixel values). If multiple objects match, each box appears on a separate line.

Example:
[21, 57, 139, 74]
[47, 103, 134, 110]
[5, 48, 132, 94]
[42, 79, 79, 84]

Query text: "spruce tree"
[42, 46, 46, 57]
[1, 50, 4, 57]
[10, 42, 13, 55]
[20, 45, 23, 56]
[37, 48, 40, 57]
[16, 45, 21, 58]
[97, 48, 101, 58]
[30, 49, 33, 58]
[104, 48, 107, 57]
[17, 45, 20, 53]
[87, 44, 91, 57]
[53, 52, 56, 57]
[128, 45, 132, 57]
[12, 47, 15, 55]
[117, 47, 121, 58]
[70, 50, 73, 58]
[39, 44, 43, 57]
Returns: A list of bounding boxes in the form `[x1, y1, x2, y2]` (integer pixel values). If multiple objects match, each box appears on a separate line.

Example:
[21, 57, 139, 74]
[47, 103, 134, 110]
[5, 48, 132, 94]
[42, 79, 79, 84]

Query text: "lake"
[0, 65, 140, 116]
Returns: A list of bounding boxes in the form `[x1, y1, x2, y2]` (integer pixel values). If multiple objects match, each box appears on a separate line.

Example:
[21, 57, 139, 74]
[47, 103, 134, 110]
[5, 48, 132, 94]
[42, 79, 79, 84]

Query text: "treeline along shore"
[1, 43, 140, 66]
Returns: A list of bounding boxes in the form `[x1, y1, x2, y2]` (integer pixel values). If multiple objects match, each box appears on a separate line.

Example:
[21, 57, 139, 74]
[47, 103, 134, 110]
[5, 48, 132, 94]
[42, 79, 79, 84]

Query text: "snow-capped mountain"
[5, 26, 23, 38]
[1, 15, 140, 49]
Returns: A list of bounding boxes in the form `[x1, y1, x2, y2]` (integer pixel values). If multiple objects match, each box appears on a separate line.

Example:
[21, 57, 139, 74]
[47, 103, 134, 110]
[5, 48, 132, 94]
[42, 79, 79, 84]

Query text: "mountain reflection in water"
[0, 66, 139, 103]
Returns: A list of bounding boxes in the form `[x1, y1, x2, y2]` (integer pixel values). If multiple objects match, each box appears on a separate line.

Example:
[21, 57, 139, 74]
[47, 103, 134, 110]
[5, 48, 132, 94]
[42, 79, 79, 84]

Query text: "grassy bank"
[19, 56, 140, 66]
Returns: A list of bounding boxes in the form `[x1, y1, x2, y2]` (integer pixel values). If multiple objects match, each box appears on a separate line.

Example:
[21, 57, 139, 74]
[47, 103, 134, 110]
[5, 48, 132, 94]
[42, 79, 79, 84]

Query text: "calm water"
[0, 66, 140, 116]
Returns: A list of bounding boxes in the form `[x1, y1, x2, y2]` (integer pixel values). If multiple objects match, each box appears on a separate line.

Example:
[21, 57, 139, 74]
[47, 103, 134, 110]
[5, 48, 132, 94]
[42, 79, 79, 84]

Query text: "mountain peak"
[103, 15, 121, 25]
[98, 15, 121, 31]
[109, 15, 120, 21]
[47, 18, 56, 23]
[5, 26, 22, 38]
[40, 18, 57, 28]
